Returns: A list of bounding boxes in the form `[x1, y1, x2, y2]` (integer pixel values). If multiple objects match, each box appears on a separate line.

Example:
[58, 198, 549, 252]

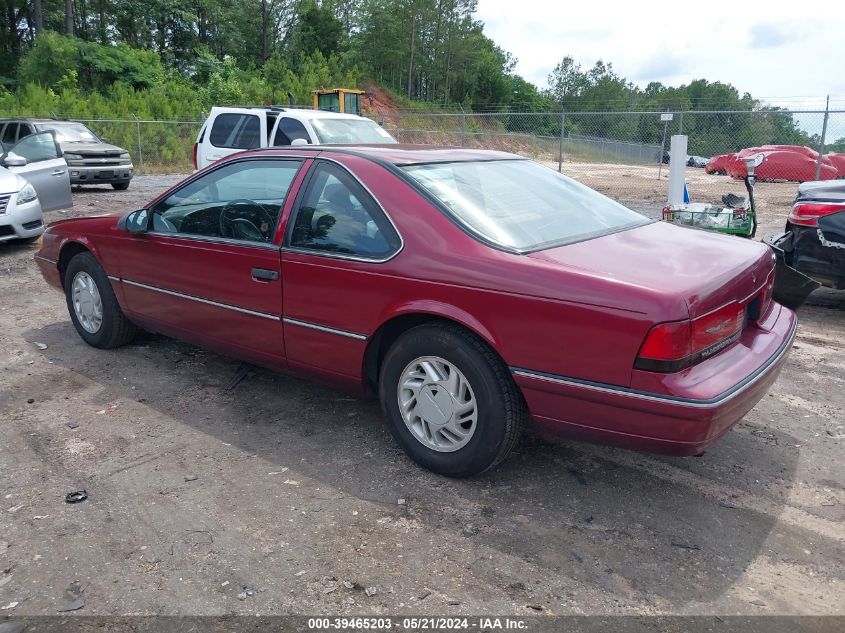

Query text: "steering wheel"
[219, 199, 275, 242]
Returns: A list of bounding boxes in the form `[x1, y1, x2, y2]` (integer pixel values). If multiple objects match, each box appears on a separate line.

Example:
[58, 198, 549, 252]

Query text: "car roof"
[244, 144, 524, 166]
[208, 106, 371, 122]
[0, 118, 58, 123]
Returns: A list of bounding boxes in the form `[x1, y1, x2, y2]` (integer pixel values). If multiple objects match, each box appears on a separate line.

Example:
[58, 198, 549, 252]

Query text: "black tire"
[379, 323, 527, 477]
[112, 182, 130, 191]
[65, 252, 138, 348]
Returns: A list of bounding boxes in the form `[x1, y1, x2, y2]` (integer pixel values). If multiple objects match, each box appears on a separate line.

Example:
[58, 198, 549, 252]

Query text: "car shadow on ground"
[0, 241, 39, 256]
[70, 185, 121, 193]
[19, 320, 813, 608]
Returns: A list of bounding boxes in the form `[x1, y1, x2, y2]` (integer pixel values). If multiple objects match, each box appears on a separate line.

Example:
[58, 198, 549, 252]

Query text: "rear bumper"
[68, 164, 133, 185]
[513, 304, 797, 456]
[766, 226, 845, 290]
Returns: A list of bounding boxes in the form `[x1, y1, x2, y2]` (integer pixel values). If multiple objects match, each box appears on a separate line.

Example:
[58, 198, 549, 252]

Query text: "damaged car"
[767, 180, 845, 294]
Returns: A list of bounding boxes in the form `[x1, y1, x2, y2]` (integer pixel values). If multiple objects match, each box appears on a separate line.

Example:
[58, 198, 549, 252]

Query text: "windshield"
[402, 159, 650, 251]
[42, 122, 99, 143]
[310, 118, 397, 144]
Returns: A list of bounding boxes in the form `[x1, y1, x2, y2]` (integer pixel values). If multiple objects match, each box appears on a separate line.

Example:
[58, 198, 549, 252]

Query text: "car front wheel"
[65, 252, 138, 348]
[379, 323, 527, 477]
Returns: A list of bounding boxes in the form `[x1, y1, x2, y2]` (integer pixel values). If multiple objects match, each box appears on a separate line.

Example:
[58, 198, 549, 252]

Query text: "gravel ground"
[0, 171, 843, 618]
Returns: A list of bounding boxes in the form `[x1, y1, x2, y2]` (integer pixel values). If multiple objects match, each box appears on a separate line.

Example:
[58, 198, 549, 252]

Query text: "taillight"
[637, 321, 691, 366]
[691, 303, 745, 358]
[788, 202, 845, 227]
[636, 303, 745, 372]
[192, 143, 198, 170]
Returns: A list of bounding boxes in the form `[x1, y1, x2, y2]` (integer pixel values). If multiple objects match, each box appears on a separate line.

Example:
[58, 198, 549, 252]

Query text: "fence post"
[132, 113, 143, 176]
[678, 110, 684, 136]
[558, 110, 565, 172]
[815, 95, 830, 181]
[459, 104, 467, 147]
[657, 111, 670, 180]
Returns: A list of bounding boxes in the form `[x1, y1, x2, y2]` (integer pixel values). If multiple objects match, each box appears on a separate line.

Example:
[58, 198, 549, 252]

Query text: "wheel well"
[362, 313, 499, 395]
[57, 242, 91, 289]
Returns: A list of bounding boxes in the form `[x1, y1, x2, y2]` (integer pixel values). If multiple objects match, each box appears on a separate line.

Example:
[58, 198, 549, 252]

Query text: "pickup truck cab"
[193, 106, 397, 170]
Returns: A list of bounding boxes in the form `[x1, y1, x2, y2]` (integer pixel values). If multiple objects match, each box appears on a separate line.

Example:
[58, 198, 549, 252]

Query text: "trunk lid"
[528, 221, 775, 319]
[797, 180, 845, 203]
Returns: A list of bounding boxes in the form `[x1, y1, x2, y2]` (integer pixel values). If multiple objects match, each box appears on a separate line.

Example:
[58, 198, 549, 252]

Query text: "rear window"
[209, 113, 261, 149]
[402, 159, 650, 252]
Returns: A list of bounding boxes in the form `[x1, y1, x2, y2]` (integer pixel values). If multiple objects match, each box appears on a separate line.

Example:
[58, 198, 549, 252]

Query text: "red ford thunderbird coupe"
[35, 146, 796, 476]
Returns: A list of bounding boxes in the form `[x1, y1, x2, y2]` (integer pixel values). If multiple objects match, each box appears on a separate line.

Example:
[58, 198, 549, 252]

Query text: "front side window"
[289, 162, 401, 259]
[309, 118, 396, 144]
[402, 159, 650, 251]
[209, 113, 261, 149]
[149, 159, 302, 243]
[273, 118, 310, 146]
[10, 131, 60, 163]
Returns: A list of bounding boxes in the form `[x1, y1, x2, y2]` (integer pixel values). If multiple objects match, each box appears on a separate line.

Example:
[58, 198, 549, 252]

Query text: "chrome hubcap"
[72, 272, 103, 334]
[398, 356, 477, 452]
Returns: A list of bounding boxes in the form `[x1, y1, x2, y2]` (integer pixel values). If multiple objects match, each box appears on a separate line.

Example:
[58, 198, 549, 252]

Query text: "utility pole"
[815, 95, 830, 181]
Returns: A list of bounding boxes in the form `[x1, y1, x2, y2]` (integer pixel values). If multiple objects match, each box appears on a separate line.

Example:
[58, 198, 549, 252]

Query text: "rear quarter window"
[402, 159, 650, 252]
[209, 113, 261, 149]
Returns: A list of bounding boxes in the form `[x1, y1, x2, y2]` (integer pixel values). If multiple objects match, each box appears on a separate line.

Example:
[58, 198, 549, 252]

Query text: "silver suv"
[0, 119, 134, 190]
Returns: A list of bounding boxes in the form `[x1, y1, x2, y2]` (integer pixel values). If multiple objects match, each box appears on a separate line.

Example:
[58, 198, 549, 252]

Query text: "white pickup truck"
[193, 106, 397, 170]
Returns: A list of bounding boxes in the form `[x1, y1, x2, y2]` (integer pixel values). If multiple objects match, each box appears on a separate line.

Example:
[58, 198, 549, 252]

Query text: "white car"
[193, 106, 397, 170]
[0, 131, 73, 243]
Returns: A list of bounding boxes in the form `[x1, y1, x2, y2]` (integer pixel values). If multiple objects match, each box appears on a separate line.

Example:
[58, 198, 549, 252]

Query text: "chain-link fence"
[62, 117, 202, 174]
[18, 106, 843, 223]
[379, 107, 845, 221]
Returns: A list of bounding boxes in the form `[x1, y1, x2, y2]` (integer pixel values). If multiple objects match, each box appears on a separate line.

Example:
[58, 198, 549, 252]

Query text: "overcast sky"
[476, 0, 845, 109]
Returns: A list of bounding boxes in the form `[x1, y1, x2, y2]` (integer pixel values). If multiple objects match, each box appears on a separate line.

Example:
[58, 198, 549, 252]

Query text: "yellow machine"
[312, 88, 365, 115]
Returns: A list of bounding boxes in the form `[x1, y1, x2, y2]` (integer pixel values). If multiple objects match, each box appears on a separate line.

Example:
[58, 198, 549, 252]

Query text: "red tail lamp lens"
[788, 203, 845, 227]
[638, 320, 691, 362]
[637, 303, 745, 372]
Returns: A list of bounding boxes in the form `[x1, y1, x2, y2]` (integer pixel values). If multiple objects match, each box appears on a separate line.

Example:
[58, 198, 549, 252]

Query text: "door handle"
[52, 169, 66, 176]
[251, 267, 279, 281]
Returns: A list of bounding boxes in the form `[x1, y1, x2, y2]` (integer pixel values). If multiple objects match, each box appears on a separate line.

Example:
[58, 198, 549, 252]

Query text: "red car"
[35, 146, 796, 476]
[825, 153, 845, 178]
[705, 153, 734, 175]
[721, 146, 838, 182]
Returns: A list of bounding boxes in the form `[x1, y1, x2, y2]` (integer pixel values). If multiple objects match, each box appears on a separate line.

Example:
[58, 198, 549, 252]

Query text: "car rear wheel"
[112, 182, 130, 191]
[379, 323, 527, 477]
[65, 252, 138, 348]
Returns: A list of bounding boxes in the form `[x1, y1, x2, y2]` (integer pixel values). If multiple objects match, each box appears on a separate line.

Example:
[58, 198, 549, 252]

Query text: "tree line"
[1, 0, 532, 110]
[0, 0, 833, 157]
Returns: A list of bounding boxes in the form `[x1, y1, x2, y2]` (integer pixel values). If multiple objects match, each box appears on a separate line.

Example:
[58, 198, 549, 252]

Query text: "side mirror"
[291, 138, 309, 146]
[2, 152, 27, 167]
[125, 208, 149, 233]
